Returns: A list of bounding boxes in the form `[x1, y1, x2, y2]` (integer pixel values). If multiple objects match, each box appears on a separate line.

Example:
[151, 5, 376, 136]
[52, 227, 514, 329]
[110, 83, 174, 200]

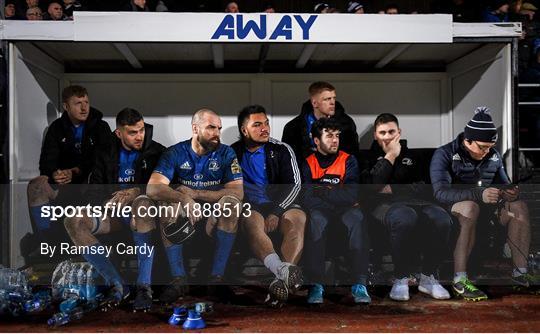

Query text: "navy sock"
[165, 244, 186, 277]
[132, 231, 154, 285]
[30, 205, 51, 231]
[82, 243, 123, 286]
[211, 229, 236, 276]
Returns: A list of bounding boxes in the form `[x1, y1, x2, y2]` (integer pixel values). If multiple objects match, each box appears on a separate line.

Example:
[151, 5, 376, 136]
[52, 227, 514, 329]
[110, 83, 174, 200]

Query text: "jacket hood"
[300, 99, 346, 118]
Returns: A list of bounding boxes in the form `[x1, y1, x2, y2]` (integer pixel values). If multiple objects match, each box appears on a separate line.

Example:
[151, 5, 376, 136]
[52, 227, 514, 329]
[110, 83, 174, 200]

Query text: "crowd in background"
[3, 0, 540, 80]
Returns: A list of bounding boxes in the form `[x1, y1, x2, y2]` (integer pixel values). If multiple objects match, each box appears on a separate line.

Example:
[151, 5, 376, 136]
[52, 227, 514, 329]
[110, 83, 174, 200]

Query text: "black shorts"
[248, 202, 303, 218]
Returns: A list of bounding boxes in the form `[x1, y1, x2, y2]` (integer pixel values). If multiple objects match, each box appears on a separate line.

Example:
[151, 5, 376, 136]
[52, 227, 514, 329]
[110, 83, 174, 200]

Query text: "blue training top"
[240, 145, 270, 204]
[153, 139, 242, 189]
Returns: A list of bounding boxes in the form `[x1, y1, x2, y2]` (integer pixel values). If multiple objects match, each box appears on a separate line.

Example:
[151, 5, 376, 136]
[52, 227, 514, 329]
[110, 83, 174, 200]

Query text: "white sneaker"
[418, 273, 450, 300]
[389, 277, 410, 301]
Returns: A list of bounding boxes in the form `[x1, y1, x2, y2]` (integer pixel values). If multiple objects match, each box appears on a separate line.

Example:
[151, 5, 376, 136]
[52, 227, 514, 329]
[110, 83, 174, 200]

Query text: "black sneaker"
[276, 263, 303, 293]
[512, 273, 540, 294]
[159, 276, 188, 304]
[102, 284, 130, 310]
[133, 284, 153, 312]
[265, 278, 288, 308]
[452, 277, 488, 301]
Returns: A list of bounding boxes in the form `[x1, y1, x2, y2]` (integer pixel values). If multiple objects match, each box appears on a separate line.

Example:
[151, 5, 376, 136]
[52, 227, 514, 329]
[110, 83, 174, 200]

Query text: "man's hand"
[379, 184, 393, 194]
[482, 187, 500, 204]
[109, 187, 141, 206]
[52, 169, 73, 184]
[382, 135, 401, 164]
[177, 185, 197, 200]
[264, 214, 279, 233]
[500, 186, 519, 202]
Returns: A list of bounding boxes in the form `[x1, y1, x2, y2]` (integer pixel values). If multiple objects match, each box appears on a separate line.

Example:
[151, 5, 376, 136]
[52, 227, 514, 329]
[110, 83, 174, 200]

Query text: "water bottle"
[47, 308, 84, 327]
[86, 266, 98, 301]
[23, 290, 51, 313]
[77, 264, 88, 300]
[0, 268, 28, 292]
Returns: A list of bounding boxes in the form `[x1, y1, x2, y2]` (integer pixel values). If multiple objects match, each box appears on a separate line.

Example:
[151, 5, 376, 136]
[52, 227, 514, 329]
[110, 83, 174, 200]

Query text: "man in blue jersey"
[147, 108, 243, 304]
[231, 105, 305, 307]
[64, 108, 165, 310]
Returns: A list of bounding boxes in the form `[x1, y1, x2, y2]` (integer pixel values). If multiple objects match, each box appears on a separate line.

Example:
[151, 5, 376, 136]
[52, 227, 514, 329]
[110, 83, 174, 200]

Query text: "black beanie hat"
[464, 106, 498, 143]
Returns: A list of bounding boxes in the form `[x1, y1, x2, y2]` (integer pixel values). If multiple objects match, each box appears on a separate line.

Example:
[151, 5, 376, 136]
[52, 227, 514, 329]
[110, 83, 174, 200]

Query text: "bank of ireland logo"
[125, 169, 135, 176]
[194, 173, 204, 180]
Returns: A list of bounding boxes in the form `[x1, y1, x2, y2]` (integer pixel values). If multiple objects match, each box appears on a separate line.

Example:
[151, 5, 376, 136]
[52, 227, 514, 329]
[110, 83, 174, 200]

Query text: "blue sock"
[211, 229, 236, 276]
[30, 205, 51, 231]
[82, 243, 123, 286]
[165, 244, 186, 277]
[132, 231, 154, 285]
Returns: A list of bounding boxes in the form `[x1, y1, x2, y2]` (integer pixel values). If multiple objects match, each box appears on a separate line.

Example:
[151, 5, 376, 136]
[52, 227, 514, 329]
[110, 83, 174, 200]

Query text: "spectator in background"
[225, 1, 239, 13]
[482, 0, 510, 22]
[314, 3, 330, 13]
[43, 1, 67, 20]
[508, 0, 523, 20]
[16, 0, 40, 20]
[263, 3, 275, 13]
[347, 1, 364, 14]
[4, 2, 16, 19]
[121, 0, 149, 11]
[25, 6, 42, 20]
[63, 0, 83, 20]
[385, 3, 399, 14]
[445, 0, 477, 22]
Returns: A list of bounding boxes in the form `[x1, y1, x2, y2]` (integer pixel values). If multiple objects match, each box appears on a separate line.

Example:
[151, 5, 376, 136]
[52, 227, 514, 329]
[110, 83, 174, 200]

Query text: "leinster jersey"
[153, 139, 242, 189]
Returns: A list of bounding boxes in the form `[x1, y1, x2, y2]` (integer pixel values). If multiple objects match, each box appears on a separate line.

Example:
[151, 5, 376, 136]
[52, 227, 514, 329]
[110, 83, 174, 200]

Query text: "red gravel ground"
[1, 286, 539, 332]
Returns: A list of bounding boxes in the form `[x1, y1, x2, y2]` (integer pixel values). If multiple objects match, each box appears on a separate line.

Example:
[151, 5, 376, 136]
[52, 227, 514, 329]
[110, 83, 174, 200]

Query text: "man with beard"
[64, 108, 165, 310]
[231, 105, 305, 307]
[282, 81, 360, 162]
[361, 113, 452, 302]
[302, 117, 371, 305]
[147, 108, 243, 304]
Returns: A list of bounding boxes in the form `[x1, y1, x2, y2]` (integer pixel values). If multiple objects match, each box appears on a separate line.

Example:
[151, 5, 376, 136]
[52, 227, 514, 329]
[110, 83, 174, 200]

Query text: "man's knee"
[217, 195, 242, 232]
[385, 204, 418, 230]
[308, 210, 328, 242]
[27, 176, 52, 202]
[423, 205, 453, 231]
[451, 201, 480, 225]
[341, 207, 365, 228]
[131, 195, 156, 233]
[505, 200, 530, 225]
[64, 216, 93, 239]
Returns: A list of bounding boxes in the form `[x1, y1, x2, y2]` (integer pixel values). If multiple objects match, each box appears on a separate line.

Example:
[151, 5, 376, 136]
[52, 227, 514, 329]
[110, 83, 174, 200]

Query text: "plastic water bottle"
[47, 308, 84, 327]
[0, 268, 28, 292]
[86, 266, 98, 301]
[77, 264, 88, 300]
[23, 290, 51, 313]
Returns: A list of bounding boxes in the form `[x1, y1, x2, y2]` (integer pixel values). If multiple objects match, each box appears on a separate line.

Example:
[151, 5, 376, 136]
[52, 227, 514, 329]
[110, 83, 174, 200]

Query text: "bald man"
[147, 108, 244, 303]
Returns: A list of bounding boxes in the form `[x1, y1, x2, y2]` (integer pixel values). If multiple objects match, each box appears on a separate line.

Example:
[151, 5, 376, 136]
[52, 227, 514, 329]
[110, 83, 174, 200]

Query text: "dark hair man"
[361, 113, 452, 301]
[64, 108, 165, 311]
[302, 117, 370, 304]
[231, 105, 305, 307]
[282, 81, 360, 162]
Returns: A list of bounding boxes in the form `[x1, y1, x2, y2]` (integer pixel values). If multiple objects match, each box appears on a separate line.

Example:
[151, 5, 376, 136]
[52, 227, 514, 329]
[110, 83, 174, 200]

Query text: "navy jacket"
[430, 133, 510, 205]
[302, 151, 359, 212]
[87, 123, 165, 205]
[231, 138, 301, 217]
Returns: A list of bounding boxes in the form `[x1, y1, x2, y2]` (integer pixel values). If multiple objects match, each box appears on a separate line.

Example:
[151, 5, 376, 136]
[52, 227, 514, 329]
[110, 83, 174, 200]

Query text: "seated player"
[146, 108, 243, 304]
[64, 108, 165, 310]
[231, 105, 306, 307]
[302, 118, 371, 304]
